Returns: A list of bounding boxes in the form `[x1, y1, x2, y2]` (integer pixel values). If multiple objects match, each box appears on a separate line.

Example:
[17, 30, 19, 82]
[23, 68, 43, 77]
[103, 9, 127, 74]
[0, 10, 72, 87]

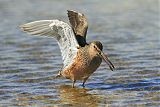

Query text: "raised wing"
[67, 10, 88, 46]
[20, 20, 79, 69]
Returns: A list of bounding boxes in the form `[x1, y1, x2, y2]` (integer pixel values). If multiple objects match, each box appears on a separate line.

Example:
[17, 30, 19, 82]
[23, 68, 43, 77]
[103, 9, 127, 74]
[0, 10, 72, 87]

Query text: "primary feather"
[67, 10, 88, 47]
[20, 20, 79, 69]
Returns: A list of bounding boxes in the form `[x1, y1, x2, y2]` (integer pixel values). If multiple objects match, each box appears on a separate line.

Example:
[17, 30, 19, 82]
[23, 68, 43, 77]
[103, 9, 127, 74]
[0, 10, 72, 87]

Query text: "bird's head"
[90, 41, 115, 71]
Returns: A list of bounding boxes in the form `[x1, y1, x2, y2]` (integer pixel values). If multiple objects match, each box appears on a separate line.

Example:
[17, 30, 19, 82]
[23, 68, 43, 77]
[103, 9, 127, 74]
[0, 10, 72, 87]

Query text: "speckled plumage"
[61, 43, 102, 84]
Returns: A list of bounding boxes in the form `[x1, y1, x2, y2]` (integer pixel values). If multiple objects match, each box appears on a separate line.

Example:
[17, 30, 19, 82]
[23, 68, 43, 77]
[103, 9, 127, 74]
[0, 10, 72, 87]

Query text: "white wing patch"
[20, 20, 79, 69]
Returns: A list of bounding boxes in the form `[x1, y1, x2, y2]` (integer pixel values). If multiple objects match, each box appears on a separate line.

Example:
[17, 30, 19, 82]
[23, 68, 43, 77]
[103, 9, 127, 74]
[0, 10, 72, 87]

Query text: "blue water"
[0, 0, 159, 106]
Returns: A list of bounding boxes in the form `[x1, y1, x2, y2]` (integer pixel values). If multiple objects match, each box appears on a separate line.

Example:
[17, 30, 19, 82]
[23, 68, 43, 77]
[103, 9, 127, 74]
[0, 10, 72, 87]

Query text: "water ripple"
[0, 0, 159, 106]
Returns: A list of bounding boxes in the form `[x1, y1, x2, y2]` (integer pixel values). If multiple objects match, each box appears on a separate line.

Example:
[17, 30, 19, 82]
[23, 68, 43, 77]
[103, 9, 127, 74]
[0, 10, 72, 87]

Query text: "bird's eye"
[94, 45, 96, 48]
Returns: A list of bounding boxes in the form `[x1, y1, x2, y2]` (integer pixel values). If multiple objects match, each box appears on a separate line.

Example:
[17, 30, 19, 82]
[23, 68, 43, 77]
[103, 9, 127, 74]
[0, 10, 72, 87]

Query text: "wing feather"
[67, 10, 88, 46]
[67, 10, 88, 37]
[20, 20, 79, 69]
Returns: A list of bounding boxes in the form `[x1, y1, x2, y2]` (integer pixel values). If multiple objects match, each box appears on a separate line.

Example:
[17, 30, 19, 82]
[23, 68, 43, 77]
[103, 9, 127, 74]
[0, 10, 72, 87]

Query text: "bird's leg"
[72, 80, 76, 88]
[82, 78, 88, 88]
[82, 82, 85, 88]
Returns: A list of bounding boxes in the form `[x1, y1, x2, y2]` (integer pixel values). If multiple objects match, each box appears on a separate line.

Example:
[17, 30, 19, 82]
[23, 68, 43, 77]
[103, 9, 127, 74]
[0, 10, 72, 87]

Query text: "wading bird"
[20, 10, 115, 88]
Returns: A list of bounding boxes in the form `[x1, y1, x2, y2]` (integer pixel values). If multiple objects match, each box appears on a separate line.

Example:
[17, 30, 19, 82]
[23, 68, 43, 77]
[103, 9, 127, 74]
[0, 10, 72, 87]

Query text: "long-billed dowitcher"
[20, 10, 115, 88]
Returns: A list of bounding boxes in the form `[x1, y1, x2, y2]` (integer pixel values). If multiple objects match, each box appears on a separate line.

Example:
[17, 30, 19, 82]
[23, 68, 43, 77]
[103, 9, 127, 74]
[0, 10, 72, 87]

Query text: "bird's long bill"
[100, 51, 115, 71]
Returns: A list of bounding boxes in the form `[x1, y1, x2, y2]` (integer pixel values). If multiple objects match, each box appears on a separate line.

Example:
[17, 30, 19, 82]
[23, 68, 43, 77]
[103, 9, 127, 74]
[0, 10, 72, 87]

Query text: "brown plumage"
[67, 10, 88, 47]
[20, 10, 115, 88]
[60, 43, 102, 87]
[59, 41, 114, 87]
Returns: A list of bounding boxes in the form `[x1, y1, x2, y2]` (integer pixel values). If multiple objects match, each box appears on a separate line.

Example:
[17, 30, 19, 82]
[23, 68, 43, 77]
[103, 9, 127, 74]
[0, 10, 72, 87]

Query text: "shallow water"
[0, 0, 159, 106]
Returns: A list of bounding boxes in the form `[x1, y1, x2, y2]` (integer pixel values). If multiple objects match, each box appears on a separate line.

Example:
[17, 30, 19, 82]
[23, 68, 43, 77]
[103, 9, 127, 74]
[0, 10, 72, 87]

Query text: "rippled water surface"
[0, 0, 159, 106]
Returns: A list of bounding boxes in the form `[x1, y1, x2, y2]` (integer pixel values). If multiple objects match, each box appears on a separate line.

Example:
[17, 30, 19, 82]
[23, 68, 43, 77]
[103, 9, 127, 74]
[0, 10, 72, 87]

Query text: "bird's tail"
[54, 70, 63, 78]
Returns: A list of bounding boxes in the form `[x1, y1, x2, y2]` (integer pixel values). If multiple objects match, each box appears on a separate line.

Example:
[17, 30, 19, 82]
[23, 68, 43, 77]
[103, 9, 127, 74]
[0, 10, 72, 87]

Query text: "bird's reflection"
[58, 85, 102, 106]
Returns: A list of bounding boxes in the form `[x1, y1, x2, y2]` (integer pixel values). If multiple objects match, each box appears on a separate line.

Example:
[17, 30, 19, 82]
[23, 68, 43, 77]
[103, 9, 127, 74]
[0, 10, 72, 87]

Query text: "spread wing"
[20, 20, 79, 69]
[67, 10, 88, 46]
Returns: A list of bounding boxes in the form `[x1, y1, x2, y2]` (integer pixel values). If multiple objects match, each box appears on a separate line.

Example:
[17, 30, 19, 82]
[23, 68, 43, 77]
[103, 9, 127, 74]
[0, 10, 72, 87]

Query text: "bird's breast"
[62, 47, 102, 80]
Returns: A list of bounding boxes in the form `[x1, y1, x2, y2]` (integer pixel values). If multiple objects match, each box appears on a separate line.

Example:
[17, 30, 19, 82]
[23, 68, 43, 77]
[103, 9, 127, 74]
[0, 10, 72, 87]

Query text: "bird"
[20, 10, 115, 88]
